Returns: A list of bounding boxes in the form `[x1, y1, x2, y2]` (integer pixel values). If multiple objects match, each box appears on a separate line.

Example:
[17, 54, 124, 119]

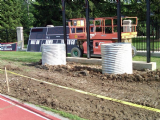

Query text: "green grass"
[0, 51, 72, 63]
[133, 55, 160, 69]
[133, 55, 146, 61]
[37, 105, 88, 120]
[0, 51, 42, 63]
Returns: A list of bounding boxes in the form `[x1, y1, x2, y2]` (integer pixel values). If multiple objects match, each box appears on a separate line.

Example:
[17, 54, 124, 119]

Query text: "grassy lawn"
[0, 51, 42, 63]
[0, 51, 71, 63]
[133, 55, 160, 69]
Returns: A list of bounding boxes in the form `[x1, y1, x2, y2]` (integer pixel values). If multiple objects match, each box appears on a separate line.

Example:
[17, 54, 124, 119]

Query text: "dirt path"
[0, 61, 160, 120]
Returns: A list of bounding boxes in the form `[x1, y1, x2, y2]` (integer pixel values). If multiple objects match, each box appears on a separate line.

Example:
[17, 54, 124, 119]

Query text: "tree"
[0, 0, 22, 29]
[20, 0, 35, 29]
[31, 0, 62, 27]
[0, 0, 24, 42]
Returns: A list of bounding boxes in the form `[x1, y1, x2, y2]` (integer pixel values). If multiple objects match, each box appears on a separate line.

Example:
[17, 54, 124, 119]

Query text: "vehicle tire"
[71, 47, 83, 57]
[132, 46, 137, 57]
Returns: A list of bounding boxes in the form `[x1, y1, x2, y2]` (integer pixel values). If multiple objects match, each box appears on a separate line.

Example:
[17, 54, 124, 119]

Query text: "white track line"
[0, 97, 52, 120]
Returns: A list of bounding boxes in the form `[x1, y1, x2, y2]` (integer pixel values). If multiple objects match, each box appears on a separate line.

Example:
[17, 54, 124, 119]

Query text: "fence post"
[146, 0, 150, 63]
[152, 22, 154, 53]
[16, 27, 24, 51]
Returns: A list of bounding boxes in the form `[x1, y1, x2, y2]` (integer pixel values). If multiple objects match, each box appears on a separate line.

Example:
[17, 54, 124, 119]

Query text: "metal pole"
[117, 0, 121, 42]
[146, 0, 150, 63]
[86, 0, 90, 59]
[62, 0, 67, 57]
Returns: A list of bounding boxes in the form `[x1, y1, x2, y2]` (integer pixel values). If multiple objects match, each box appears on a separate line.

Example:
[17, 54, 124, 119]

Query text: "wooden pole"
[5, 67, 10, 92]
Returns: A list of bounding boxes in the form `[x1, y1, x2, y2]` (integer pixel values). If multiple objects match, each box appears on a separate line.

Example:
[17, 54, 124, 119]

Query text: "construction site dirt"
[0, 61, 160, 120]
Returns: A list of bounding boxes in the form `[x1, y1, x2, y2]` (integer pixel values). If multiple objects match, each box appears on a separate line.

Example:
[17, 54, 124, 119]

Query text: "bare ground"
[0, 60, 160, 120]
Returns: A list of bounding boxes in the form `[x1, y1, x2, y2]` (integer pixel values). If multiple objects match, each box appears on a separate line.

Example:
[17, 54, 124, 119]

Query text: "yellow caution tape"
[0, 68, 160, 113]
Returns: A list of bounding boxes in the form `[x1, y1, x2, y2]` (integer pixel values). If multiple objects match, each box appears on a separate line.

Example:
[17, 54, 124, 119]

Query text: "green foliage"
[1, 0, 159, 29]
[0, 0, 22, 29]
[31, 0, 62, 27]
[20, 0, 35, 29]
[65, 1, 86, 19]
[0, 0, 159, 42]
[0, 1, 23, 42]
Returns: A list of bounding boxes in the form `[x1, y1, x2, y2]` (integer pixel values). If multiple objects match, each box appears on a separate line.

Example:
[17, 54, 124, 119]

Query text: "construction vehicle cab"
[68, 16, 138, 57]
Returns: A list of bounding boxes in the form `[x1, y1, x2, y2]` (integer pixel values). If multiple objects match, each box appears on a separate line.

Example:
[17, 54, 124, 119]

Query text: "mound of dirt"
[33, 61, 160, 82]
[0, 61, 160, 120]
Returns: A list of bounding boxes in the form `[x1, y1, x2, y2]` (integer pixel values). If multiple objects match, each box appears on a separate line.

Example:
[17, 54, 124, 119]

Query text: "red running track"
[0, 95, 60, 120]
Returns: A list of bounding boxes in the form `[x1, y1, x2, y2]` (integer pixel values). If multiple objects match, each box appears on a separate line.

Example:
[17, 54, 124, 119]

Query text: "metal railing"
[132, 21, 160, 52]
